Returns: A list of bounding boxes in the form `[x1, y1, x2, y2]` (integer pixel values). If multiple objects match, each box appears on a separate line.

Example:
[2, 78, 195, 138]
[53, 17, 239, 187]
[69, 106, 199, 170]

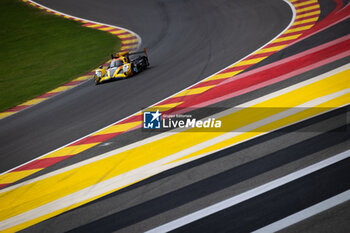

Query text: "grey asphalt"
[0, 0, 291, 173]
[2, 0, 349, 232]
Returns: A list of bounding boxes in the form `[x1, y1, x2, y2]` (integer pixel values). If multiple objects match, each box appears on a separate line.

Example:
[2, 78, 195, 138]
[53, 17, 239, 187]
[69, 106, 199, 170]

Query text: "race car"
[94, 48, 149, 85]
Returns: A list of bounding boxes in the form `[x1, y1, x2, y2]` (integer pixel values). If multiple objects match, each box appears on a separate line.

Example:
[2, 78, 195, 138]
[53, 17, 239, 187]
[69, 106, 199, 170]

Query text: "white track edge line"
[145, 149, 350, 233]
[252, 189, 350, 233]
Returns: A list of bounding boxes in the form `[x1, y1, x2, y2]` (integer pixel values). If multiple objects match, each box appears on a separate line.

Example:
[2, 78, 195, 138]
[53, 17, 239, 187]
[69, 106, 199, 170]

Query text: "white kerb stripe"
[145, 150, 350, 233]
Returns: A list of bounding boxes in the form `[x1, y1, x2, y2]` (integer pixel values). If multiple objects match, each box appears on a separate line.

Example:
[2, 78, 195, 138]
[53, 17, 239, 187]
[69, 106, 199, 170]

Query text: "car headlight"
[95, 71, 102, 78]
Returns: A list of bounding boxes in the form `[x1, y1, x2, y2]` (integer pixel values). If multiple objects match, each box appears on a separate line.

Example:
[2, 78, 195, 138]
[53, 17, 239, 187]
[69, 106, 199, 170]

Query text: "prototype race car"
[94, 48, 149, 85]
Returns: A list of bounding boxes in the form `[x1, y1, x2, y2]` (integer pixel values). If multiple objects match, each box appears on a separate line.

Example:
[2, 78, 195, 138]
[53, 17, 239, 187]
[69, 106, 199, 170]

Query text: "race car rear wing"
[111, 48, 148, 59]
[130, 48, 148, 57]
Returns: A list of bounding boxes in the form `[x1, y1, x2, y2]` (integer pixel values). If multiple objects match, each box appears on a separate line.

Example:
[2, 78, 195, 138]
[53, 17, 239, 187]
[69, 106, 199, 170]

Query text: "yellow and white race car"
[94, 49, 149, 85]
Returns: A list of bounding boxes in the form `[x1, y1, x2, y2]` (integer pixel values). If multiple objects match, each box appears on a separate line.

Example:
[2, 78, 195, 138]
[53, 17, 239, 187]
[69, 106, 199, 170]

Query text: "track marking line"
[252, 189, 350, 233]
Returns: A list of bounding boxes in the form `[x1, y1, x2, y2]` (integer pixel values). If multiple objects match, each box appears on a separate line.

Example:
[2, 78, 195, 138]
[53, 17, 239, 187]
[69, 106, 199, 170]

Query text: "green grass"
[0, 0, 121, 112]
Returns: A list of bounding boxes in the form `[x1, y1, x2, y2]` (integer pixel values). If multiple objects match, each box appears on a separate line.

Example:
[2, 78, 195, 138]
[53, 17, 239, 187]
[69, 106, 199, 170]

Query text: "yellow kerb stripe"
[0, 169, 41, 184]
[134, 102, 185, 116]
[293, 17, 318, 25]
[273, 34, 300, 43]
[122, 39, 138, 44]
[296, 4, 319, 13]
[20, 98, 46, 106]
[236, 57, 267, 66]
[41, 143, 99, 159]
[294, 0, 318, 7]
[94, 121, 142, 135]
[86, 24, 104, 28]
[109, 30, 123, 34]
[0, 112, 14, 119]
[285, 25, 314, 34]
[99, 27, 116, 31]
[295, 10, 320, 19]
[173, 86, 215, 98]
[148, 102, 184, 111]
[48, 86, 74, 93]
[257, 45, 286, 54]
[206, 71, 242, 81]
[118, 34, 135, 39]
[74, 75, 91, 81]
[122, 45, 138, 50]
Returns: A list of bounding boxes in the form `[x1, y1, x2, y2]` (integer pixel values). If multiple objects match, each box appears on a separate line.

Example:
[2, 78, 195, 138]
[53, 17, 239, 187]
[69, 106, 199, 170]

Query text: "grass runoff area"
[0, 0, 121, 112]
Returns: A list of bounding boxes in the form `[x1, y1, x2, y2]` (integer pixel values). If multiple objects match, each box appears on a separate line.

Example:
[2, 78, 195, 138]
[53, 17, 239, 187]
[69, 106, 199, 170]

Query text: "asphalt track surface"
[1, 0, 349, 232]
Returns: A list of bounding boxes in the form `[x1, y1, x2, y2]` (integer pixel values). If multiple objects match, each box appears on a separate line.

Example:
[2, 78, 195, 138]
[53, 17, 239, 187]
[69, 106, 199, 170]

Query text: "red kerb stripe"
[5, 105, 31, 112]
[71, 133, 121, 146]
[295, 2, 319, 10]
[0, 183, 10, 189]
[35, 92, 58, 99]
[12, 155, 74, 171]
